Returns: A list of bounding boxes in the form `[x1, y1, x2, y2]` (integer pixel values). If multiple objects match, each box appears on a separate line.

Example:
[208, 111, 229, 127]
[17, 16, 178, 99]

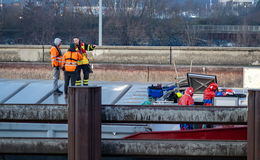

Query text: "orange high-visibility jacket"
[62, 51, 83, 72]
[50, 46, 63, 67]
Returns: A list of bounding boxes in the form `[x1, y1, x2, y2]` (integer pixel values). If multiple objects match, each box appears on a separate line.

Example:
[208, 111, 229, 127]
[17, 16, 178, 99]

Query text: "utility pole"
[99, 0, 102, 46]
[0, 0, 2, 11]
[0, 0, 3, 27]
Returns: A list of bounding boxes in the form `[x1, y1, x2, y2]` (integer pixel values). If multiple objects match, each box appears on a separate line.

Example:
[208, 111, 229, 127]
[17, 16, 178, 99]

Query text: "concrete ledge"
[0, 138, 247, 157]
[102, 105, 248, 124]
[0, 45, 260, 65]
[103, 139, 247, 157]
[0, 104, 247, 124]
[0, 104, 68, 123]
[0, 138, 67, 155]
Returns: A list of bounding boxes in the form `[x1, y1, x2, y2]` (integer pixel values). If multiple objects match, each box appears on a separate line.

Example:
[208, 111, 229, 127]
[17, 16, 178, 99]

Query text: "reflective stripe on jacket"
[62, 51, 83, 72]
[50, 46, 62, 67]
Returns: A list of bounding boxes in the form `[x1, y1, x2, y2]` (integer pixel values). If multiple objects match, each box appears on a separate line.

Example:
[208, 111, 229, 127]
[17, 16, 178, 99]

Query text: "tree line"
[0, 0, 259, 46]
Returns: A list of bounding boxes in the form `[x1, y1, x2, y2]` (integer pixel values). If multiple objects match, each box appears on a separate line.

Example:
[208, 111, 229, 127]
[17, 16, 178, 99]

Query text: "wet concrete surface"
[0, 79, 150, 105]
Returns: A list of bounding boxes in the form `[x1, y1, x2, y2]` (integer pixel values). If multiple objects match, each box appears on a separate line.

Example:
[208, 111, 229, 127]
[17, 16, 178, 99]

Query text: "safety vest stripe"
[75, 81, 81, 85]
[65, 61, 77, 64]
[65, 64, 77, 66]
[66, 61, 77, 63]
[89, 45, 94, 50]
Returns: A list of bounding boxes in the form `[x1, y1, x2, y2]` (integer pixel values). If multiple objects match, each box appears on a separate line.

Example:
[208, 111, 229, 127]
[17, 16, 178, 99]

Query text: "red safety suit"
[178, 87, 194, 106]
[178, 87, 194, 130]
[203, 82, 218, 106]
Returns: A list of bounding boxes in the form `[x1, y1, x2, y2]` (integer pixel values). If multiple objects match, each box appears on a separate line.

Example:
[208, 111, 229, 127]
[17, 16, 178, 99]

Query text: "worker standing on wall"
[73, 37, 96, 86]
[50, 38, 63, 95]
[61, 44, 83, 98]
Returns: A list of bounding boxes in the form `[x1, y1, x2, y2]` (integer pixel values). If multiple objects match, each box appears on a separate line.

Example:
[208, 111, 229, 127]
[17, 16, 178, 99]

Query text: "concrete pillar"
[68, 87, 101, 160]
[248, 90, 260, 160]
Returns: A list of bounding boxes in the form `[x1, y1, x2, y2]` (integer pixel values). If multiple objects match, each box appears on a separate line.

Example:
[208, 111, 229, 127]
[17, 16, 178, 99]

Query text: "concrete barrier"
[0, 138, 247, 157]
[94, 46, 171, 64]
[0, 45, 260, 65]
[0, 45, 67, 62]
[0, 104, 247, 124]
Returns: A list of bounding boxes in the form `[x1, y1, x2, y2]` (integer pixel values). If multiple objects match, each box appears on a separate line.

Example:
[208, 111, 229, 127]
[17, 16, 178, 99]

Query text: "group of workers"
[50, 37, 96, 97]
[178, 82, 232, 130]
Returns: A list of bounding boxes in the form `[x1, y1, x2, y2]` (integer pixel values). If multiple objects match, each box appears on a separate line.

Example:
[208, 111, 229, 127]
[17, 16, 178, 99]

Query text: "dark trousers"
[64, 71, 77, 95]
[76, 64, 91, 86]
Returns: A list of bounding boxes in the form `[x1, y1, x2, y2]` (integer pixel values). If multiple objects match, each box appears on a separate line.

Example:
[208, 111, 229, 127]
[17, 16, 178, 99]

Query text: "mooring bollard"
[248, 90, 260, 160]
[68, 86, 101, 160]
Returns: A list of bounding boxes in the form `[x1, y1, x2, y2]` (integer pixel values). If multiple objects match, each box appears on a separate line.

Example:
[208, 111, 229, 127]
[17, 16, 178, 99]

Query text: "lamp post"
[98, 0, 102, 46]
[0, 0, 3, 26]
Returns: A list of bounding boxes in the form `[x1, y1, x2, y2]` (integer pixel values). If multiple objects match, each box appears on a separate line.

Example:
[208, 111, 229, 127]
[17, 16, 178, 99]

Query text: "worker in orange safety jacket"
[61, 43, 83, 97]
[50, 38, 63, 95]
[73, 37, 96, 86]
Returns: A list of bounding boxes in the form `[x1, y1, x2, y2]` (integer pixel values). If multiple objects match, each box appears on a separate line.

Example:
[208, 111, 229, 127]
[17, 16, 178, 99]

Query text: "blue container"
[148, 87, 163, 98]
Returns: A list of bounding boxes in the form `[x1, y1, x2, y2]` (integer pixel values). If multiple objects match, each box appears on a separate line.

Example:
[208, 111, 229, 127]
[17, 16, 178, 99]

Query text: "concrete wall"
[243, 67, 260, 88]
[0, 45, 67, 62]
[0, 45, 260, 65]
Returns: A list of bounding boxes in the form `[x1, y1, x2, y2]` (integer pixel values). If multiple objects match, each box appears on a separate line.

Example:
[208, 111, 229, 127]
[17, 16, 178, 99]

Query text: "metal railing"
[189, 25, 260, 33]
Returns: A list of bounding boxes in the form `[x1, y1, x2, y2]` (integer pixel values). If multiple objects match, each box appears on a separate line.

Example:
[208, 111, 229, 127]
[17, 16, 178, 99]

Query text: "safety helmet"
[225, 89, 234, 95]
[208, 82, 218, 91]
[185, 87, 194, 96]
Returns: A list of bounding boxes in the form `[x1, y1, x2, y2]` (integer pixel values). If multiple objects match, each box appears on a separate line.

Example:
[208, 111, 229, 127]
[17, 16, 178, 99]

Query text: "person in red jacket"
[203, 82, 219, 106]
[178, 87, 194, 106]
[178, 87, 194, 130]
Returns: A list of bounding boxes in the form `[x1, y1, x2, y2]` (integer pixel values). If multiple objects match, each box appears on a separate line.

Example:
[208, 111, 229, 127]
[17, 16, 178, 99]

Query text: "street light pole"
[0, 0, 3, 26]
[99, 0, 102, 46]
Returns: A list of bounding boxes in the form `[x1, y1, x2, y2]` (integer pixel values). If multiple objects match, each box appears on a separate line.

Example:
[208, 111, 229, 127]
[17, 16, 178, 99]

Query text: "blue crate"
[148, 87, 163, 98]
